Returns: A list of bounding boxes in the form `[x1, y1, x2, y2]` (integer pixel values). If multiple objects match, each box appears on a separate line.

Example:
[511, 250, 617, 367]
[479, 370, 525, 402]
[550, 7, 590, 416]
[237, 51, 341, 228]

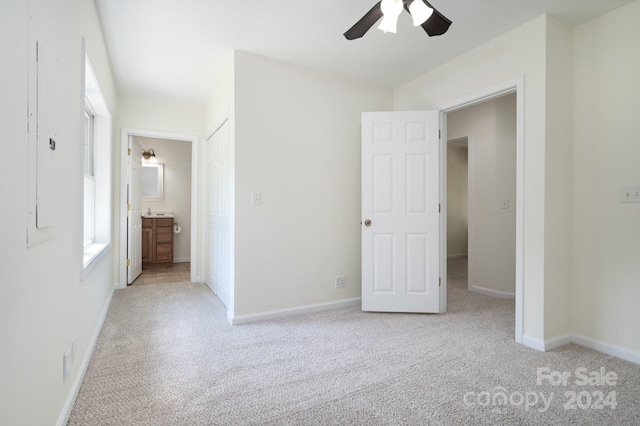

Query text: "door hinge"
[127, 203, 131, 211]
[439, 203, 441, 213]
[439, 277, 441, 287]
[439, 129, 441, 139]
[126, 259, 131, 267]
[128, 148, 132, 155]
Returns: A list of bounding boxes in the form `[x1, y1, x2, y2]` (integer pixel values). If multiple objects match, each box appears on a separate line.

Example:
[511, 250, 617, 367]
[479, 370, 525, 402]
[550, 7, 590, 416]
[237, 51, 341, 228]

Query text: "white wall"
[543, 16, 573, 341]
[446, 144, 468, 257]
[0, 0, 117, 424]
[231, 52, 393, 319]
[394, 16, 548, 342]
[571, 1, 640, 355]
[447, 95, 517, 295]
[137, 136, 192, 262]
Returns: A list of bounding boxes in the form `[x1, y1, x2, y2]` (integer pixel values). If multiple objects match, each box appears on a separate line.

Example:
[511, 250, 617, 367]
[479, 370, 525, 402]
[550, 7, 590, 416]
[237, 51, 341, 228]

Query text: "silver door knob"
[364, 219, 372, 227]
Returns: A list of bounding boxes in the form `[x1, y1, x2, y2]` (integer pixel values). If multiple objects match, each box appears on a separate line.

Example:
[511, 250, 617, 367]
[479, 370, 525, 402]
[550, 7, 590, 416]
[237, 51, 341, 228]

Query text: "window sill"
[82, 243, 110, 280]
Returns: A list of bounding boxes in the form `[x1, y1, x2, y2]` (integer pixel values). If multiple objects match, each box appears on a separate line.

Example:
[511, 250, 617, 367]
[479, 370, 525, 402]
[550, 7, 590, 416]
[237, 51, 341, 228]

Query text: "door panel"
[127, 137, 143, 284]
[362, 111, 440, 313]
[205, 120, 230, 307]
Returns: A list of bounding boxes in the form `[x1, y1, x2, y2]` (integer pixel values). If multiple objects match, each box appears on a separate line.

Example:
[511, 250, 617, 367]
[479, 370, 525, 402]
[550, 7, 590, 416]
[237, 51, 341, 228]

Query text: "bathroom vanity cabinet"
[142, 217, 174, 268]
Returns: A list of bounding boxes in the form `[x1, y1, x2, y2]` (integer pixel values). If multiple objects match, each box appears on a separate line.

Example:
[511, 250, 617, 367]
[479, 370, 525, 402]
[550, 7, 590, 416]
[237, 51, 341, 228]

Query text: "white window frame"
[83, 102, 96, 249]
[81, 47, 111, 278]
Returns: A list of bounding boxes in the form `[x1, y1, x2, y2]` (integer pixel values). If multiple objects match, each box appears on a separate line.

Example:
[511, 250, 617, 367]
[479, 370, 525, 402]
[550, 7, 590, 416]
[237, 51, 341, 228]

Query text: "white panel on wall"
[35, 39, 58, 229]
[27, 1, 60, 246]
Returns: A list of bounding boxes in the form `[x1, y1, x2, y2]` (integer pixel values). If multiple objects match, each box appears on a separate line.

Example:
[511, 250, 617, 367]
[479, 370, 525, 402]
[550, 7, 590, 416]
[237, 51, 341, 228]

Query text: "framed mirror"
[141, 163, 164, 201]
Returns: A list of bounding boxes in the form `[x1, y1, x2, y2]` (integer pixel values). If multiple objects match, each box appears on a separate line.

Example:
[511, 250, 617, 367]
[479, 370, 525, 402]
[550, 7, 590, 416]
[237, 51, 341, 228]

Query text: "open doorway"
[118, 128, 199, 289]
[446, 93, 517, 299]
[446, 137, 469, 292]
[130, 136, 193, 285]
[440, 79, 523, 343]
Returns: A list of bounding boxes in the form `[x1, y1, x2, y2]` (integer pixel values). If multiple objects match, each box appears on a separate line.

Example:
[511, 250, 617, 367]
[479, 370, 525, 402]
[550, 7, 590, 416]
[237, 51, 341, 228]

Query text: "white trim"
[544, 333, 573, 351]
[230, 298, 362, 325]
[119, 128, 200, 288]
[469, 285, 515, 299]
[439, 76, 525, 344]
[522, 334, 545, 352]
[572, 334, 640, 365]
[80, 243, 110, 280]
[467, 136, 475, 293]
[523, 333, 640, 365]
[56, 284, 114, 426]
[173, 257, 190, 263]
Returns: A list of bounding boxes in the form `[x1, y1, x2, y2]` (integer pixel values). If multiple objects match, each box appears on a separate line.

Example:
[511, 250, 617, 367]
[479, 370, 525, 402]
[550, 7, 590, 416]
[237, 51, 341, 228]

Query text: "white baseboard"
[173, 257, 190, 263]
[230, 298, 361, 325]
[522, 334, 546, 352]
[469, 285, 515, 299]
[544, 333, 573, 351]
[56, 285, 115, 426]
[572, 333, 640, 365]
[522, 332, 640, 365]
[447, 253, 468, 259]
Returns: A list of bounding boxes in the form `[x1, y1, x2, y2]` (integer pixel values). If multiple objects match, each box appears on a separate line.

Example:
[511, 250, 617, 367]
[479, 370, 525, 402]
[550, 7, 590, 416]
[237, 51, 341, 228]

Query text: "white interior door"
[127, 137, 143, 284]
[205, 121, 230, 307]
[362, 111, 440, 313]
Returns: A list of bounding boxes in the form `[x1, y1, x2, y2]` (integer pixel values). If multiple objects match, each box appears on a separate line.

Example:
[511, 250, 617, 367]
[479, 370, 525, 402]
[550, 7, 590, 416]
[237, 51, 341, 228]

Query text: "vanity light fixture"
[142, 148, 156, 160]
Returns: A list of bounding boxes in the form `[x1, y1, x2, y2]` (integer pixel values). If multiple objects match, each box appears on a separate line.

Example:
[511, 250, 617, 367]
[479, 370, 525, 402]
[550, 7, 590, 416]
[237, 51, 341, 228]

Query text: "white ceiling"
[94, 0, 635, 104]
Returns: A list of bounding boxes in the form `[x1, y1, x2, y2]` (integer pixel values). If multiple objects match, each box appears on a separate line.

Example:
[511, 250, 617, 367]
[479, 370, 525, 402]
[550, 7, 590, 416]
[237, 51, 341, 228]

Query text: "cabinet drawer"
[156, 243, 173, 261]
[156, 227, 173, 243]
[142, 218, 153, 227]
[156, 218, 173, 227]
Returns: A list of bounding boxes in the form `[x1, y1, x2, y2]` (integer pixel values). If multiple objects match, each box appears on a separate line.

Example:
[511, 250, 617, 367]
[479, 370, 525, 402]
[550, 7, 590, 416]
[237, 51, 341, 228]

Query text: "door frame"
[439, 77, 524, 343]
[118, 128, 200, 288]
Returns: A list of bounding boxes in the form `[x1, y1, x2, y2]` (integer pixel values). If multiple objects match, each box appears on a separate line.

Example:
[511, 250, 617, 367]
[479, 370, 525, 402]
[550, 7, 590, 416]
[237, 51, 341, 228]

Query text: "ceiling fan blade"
[420, 0, 452, 36]
[343, 1, 383, 40]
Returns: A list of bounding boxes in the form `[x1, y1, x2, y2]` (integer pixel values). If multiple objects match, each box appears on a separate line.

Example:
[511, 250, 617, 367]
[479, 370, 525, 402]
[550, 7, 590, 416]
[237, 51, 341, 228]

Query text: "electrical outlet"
[335, 276, 346, 289]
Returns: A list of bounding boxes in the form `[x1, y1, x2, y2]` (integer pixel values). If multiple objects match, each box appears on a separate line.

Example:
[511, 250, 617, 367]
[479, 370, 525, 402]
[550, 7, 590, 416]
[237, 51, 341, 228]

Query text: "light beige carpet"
[68, 259, 640, 425]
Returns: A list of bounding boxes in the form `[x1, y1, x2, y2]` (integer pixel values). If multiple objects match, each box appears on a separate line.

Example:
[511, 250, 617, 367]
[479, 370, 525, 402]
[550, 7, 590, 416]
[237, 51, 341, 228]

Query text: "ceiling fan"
[344, 0, 452, 40]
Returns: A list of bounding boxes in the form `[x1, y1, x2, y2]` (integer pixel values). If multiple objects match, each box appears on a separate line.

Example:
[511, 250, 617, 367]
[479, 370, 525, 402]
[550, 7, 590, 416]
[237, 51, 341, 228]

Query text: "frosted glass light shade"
[378, 0, 403, 33]
[409, 0, 433, 26]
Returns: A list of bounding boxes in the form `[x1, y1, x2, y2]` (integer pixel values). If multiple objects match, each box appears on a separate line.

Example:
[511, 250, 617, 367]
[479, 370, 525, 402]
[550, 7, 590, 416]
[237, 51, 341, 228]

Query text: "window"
[82, 51, 111, 277]
[83, 104, 95, 248]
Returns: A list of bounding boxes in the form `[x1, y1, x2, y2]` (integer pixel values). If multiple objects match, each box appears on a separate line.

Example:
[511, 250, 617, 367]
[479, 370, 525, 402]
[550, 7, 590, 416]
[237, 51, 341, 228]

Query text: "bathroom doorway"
[119, 128, 199, 289]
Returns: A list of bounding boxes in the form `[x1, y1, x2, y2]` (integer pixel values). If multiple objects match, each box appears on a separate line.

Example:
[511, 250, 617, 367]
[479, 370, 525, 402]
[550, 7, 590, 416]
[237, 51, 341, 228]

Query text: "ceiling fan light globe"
[378, 15, 399, 33]
[378, 0, 403, 33]
[409, 0, 433, 26]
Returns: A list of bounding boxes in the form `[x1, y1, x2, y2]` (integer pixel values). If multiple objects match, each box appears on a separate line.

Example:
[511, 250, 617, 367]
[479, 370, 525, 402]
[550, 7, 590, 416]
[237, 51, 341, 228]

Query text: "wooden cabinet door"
[141, 226, 153, 263]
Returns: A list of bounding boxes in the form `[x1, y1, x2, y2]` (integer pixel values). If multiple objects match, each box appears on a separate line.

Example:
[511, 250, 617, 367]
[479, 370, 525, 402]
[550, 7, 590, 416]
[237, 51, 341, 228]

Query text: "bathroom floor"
[130, 262, 191, 286]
